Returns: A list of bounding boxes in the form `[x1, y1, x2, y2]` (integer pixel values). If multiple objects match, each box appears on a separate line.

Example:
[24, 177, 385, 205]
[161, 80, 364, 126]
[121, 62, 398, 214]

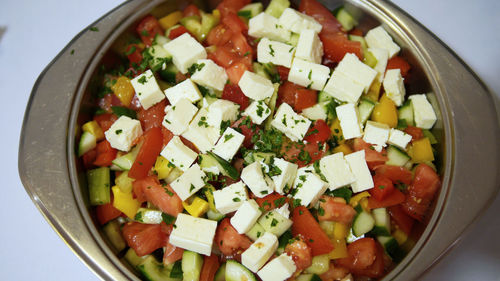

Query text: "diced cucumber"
[180, 16, 203, 41]
[264, 83, 280, 130]
[115, 170, 134, 193]
[200, 12, 219, 41]
[207, 152, 240, 180]
[422, 129, 438, 144]
[78, 131, 97, 157]
[305, 254, 330, 275]
[199, 153, 223, 175]
[358, 98, 376, 124]
[124, 248, 148, 268]
[253, 62, 270, 80]
[370, 208, 391, 236]
[134, 208, 163, 224]
[182, 251, 204, 281]
[245, 222, 266, 241]
[302, 101, 328, 120]
[164, 167, 183, 184]
[152, 34, 169, 46]
[317, 91, 333, 103]
[87, 167, 111, 206]
[145, 44, 172, 72]
[112, 144, 141, 170]
[287, 32, 300, 47]
[296, 274, 322, 281]
[377, 236, 406, 263]
[102, 219, 126, 252]
[215, 263, 226, 281]
[253, 152, 276, 165]
[363, 50, 378, 68]
[335, 8, 358, 31]
[262, 63, 280, 84]
[225, 260, 257, 281]
[258, 210, 293, 236]
[265, 0, 290, 18]
[398, 100, 414, 126]
[207, 209, 226, 221]
[238, 3, 263, 19]
[352, 210, 375, 237]
[138, 256, 181, 281]
[386, 145, 411, 166]
[349, 34, 367, 52]
[159, 63, 178, 84]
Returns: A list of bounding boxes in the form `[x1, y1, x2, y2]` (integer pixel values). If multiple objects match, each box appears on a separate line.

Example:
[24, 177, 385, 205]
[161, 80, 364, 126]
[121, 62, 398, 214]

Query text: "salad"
[78, 0, 441, 280]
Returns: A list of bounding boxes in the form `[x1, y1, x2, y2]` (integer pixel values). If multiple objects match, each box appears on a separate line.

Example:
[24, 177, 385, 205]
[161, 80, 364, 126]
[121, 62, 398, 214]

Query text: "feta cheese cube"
[335, 53, 377, 93]
[363, 121, 390, 152]
[169, 213, 217, 256]
[130, 70, 165, 110]
[206, 99, 240, 129]
[230, 199, 262, 234]
[170, 164, 206, 201]
[213, 181, 249, 214]
[345, 150, 374, 193]
[257, 38, 295, 68]
[270, 158, 298, 194]
[278, 8, 322, 34]
[388, 128, 412, 150]
[243, 100, 272, 125]
[301, 101, 328, 120]
[104, 116, 143, 152]
[336, 103, 363, 140]
[164, 78, 202, 106]
[238, 71, 275, 101]
[365, 26, 401, 58]
[409, 94, 437, 129]
[295, 29, 324, 64]
[319, 152, 356, 190]
[383, 69, 405, 106]
[368, 47, 389, 82]
[288, 58, 330, 91]
[257, 253, 296, 281]
[292, 166, 328, 207]
[190, 59, 228, 91]
[160, 135, 197, 172]
[241, 161, 275, 198]
[162, 98, 198, 135]
[212, 127, 245, 161]
[271, 103, 312, 142]
[323, 71, 364, 104]
[248, 12, 291, 43]
[275, 203, 290, 218]
[163, 33, 207, 73]
[241, 232, 279, 273]
[182, 108, 221, 153]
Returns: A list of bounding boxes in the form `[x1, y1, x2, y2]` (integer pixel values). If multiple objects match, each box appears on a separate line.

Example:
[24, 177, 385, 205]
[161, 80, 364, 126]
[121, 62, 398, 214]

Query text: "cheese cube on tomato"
[241, 232, 279, 273]
[257, 253, 296, 281]
[169, 213, 217, 256]
[345, 150, 374, 193]
[278, 8, 322, 34]
[257, 38, 295, 68]
[238, 71, 275, 101]
[383, 69, 405, 106]
[162, 98, 198, 135]
[243, 100, 271, 125]
[336, 103, 363, 140]
[291, 166, 328, 207]
[104, 116, 143, 152]
[323, 71, 364, 104]
[271, 158, 298, 195]
[288, 58, 330, 91]
[319, 152, 356, 190]
[230, 199, 262, 234]
[206, 99, 240, 129]
[271, 103, 312, 142]
[409, 94, 437, 129]
[335, 53, 377, 93]
[163, 33, 207, 74]
[130, 70, 165, 110]
[388, 128, 412, 150]
[182, 108, 220, 153]
[363, 121, 390, 152]
[160, 135, 197, 172]
[369, 47, 389, 82]
[213, 181, 249, 214]
[170, 164, 206, 201]
[248, 12, 291, 43]
[365, 26, 401, 58]
[164, 78, 202, 106]
[295, 29, 324, 64]
[212, 127, 245, 162]
[190, 59, 228, 91]
[241, 161, 275, 198]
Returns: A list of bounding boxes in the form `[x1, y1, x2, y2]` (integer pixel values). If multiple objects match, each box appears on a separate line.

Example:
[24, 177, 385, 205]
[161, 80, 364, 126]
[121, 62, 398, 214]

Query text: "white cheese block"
[163, 33, 207, 74]
[271, 103, 312, 142]
[409, 94, 437, 129]
[160, 135, 197, 172]
[243, 100, 272, 125]
[288, 58, 330, 91]
[206, 99, 240, 129]
[162, 98, 198, 135]
[257, 37, 295, 68]
[323, 71, 364, 104]
[363, 121, 390, 152]
[241, 232, 279, 273]
[335, 53, 377, 93]
[248, 12, 291, 43]
[238, 71, 275, 101]
[190, 59, 228, 91]
[212, 127, 245, 162]
[213, 181, 248, 214]
[292, 166, 328, 207]
[368, 47, 389, 82]
[230, 199, 262, 234]
[336, 103, 363, 140]
[320, 152, 356, 190]
[295, 29, 324, 64]
[241, 161, 275, 198]
[365, 26, 401, 58]
[181, 108, 221, 153]
[383, 69, 405, 106]
[257, 253, 296, 281]
[278, 8, 322, 34]
[271, 158, 298, 195]
[388, 128, 412, 150]
[104, 116, 143, 152]
[345, 150, 374, 193]
[130, 69, 165, 110]
[169, 213, 217, 256]
[169, 164, 206, 201]
[164, 78, 202, 106]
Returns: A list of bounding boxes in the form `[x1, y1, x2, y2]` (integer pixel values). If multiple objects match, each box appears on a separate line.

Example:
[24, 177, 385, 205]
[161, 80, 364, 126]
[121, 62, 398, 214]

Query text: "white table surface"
[1, 0, 499, 280]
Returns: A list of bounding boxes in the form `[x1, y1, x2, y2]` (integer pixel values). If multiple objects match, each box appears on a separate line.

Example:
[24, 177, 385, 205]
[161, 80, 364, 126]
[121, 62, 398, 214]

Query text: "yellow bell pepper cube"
[333, 222, 349, 240]
[82, 120, 104, 141]
[330, 118, 345, 144]
[154, 156, 173, 180]
[319, 221, 335, 237]
[392, 228, 408, 245]
[328, 239, 348, 259]
[371, 95, 398, 128]
[349, 191, 371, 208]
[111, 76, 135, 107]
[410, 137, 434, 163]
[333, 143, 353, 155]
[212, 9, 221, 21]
[159, 11, 183, 30]
[182, 197, 210, 217]
[112, 186, 141, 219]
[364, 79, 382, 102]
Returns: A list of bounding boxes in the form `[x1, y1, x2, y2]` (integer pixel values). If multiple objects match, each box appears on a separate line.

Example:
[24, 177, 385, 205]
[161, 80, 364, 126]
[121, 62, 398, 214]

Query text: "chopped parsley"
[282, 114, 287, 126]
[137, 75, 148, 84]
[198, 116, 209, 128]
[164, 118, 171, 124]
[317, 206, 325, 216]
[70, 49, 75, 55]
[256, 103, 265, 117]
[187, 62, 206, 75]
[232, 197, 241, 202]
[162, 213, 176, 225]
[115, 129, 123, 135]
[274, 197, 286, 207]
[134, 211, 143, 222]
[111, 106, 137, 119]
[124, 45, 136, 56]
[308, 70, 312, 80]
[270, 218, 279, 227]
[89, 26, 99, 32]
[224, 133, 234, 142]
[325, 186, 353, 202]
[269, 44, 275, 57]
[140, 30, 150, 37]
[292, 198, 302, 207]
[189, 184, 196, 192]
[378, 185, 386, 189]
[220, 120, 231, 135]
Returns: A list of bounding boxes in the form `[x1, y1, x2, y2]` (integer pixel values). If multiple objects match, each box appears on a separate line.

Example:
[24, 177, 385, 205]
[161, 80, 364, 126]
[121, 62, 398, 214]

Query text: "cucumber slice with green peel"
[102, 219, 126, 252]
[422, 129, 438, 144]
[215, 263, 226, 281]
[296, 274, 322, 281]
[115, 170, 134, 193]
[258, 210, 293, 237]
[304, 254, 330, 275]
[302, 101, 328, 121]
[348, 35, 368, 55]
[87, 167, 111, 206]
[264, 83, 279, 130]
[317, 91, 333, 103]
[207, 152, 240, 180]
[180, 16, 203, 41]
[78, 131, 97, 157]
[287, 32, 300, 46]
[199, 153, 223, 175]
[363, 50, 378, 68]
[253, 62, 270, 80]
[370, 208, 391, 236]
[262, 63, 280, 84]
[253, 152, 276, 165]
[225, 260, 257, 281]
[377, 236, 406, 262]
[358, 98, 376, 124]
[265, 0, 290, 18]
[352, 210, 375, 237]
[138, 256, 181, 281]
[386, 145, 411, 166]
[159, 63, 178, 84]
[207, 209, 226, 221]
[245, 222, 266, 241]
[335, 8, 358, 31]
[200, 12, 219, 41]
[124, 248, 149, 268]
[145, 44, 172, 72]
[182, 250, 204, 281]
[238, 3, 263, 19]
[164, 167, 183, 184]
[112, 144, 141, 170]
[398, 100, 414, 126]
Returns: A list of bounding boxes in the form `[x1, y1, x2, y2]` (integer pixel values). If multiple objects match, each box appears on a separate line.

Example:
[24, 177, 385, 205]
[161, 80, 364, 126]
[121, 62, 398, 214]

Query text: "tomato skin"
[352, 138, 388, 169]
[294, 89, 318, 112]
[318, 196, 356, 224]
[129, 127, 163, 179]
[122, 222, 167, 257]
[94, 113, 118, 132]
[207, 24, 233, 47]
[133, 176, 184, 216]
[223, 13, 248, 35]
[216, 0, 251, 18]
[168, 25, 190, 39]
[304, 119, 331, 144]
[320, 263, 350, 281]
[199, 254, 220, 281]
[125, 44, 144, 65]
[94, 140, 118, 167]
[183, 4, 201, 17]
[277, 82, 317, 112]
[137, 99, 167, 131]
[387, 56, 411, 78]
[276, 66, 290, 81]
[232, 117, 259, 148]
[222, 84, 250, 110]
[404, 126, 423, 141]
[367, 189, 405, 209]
[291, 206, 334, 256]
[214, 218, 252, 256]
[370, 174, 396, 201]
[230, 32, 252, 57]
[282, 140, 328, 167]
[254, 193, 288, 212]
[226, 61, 251, 84]
[82, 147, 97, 169]
[299, 0, 343, 34]
[388, 205, 415, 234]
[96, 202, 122, 225]
[277, 82, 300, 109]
[136, 15, 163, 46]
[285, 237, 312, 271]
[374, 165, 413, 185]
[321, 34, 363, 62]
[336, 238, 385, 278]
[401, 164, 440, 221]
[164, 238, 184, 265]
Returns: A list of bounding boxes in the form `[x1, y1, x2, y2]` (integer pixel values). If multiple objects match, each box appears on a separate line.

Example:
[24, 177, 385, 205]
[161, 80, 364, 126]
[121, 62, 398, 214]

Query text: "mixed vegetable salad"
[78, 0, 442, 280]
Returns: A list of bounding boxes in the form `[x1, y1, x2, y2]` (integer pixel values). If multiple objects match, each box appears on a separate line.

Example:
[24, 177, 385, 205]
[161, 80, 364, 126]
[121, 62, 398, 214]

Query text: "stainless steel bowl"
[18, 0, 500, 280]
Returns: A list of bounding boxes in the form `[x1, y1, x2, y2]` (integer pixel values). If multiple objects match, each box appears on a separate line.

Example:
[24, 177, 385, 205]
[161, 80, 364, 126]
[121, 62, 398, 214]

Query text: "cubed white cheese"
[241, 161, 275, 198]
[213, 181, 249, 214]
[278, 8, 322, 34]
[292, 166, 328, 207]
[104, 116, 143, 152]
[336, 103, 363, 140]
[248, 12, 291, 43]
[335, 53, 377, 93]
[368, 47, 389, 82]
[323, 71, 364, 104]
[271, 103, 312, 142]
[344, 150, 374, 193]
[206, 99, 240, 129]
[388, 128, 412, 150]
[295, 29, 324, 64]
[130, 70, 165, 110]
[230, 199, 262, 234]
[257, 253, 296, 281]
[257, 38, 295, 68]
[363, 121, 390, 152]
[190, 59, 228, 91]
[164, 78, 202, 106]
[383, 69, 405, 106]
[243, 100, 272, 125]
[182, 108, 221, 153]
[319, 152, 356, 190]
[238, 71, 275, 101]
[163, 33, 207, 74]
[162, 98, 198, 135]
[169, 213, 217, 256]
[160, 135, 197, 172]
[241, 232, 279, 273]
[275, 203, 290, 218]
[212, 127, 245, 162]
[301, 101, 328, 120]
[288, 58, 330, 91]
[170, 164, 206, 201]
[270, 158, 298, 195]
[365, 26, 401, 58]
[409, 94, 437, 129]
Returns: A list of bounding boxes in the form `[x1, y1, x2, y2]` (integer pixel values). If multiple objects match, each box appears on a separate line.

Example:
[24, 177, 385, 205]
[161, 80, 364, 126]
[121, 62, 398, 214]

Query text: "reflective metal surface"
[18, 0, 500, 280]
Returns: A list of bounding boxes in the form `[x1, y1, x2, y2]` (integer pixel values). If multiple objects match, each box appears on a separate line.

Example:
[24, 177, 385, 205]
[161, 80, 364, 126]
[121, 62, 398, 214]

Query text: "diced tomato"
[164, 238, 184, 265]
[223, 13, 248, 35]
[125, 44, 143, 65]
[304, 120, 331, 144]
[133, 176, 184, 216]
[136, 15, 163, 46]
[352, 138, 388, 169]
[318, 196, 356, 224]
[337, 238, 385, 278]
[277, 82, 300, 108]
[129, 127, 163, 179]
[94, 113, 118, 132]
[137, 100, 167, 131]
[320, 263, 350, 281]
[295, 89, 318, 112]
[291, 206, 334, 256]
[321, 34, 363, 62]
[82, 147, 97, 169]
[285, 237, 312, 271]
[277, 81, 317, 112]
[206, 24, 233, 47]
[96, 201, 122, 225]
[226, 61, 251, 84]
[98, 93, 122, 113]
[93, 140, 118, 167]
[183, 4, 201, 17]
[367, 189, 405, 209]
[209, 44, 240, 68]
[200, 254, 220, 281]
[369, 174, 396, 201]
[230, 32, 252, 57]
[401, 164, 440, 221]
[161, 127, 175, 148]
[388, 205, 415, 234]
[404, 126, 423, 141]
[374, 165, 413, 185]
[254, 193, 288, 212]
[299, 0, 343, 34]
[282, 140, 328, 167]
[168, 25, 190, 40]
[216, 0, 251, 18]
[222, 84, 250, 110]
[214, 218, 252, 256]
[387, 56, 411, 78]
[276, 66, 290, 81]
[349, 28, 364, 36]
[232, 117, 259, 148]
[122, 222, 167, 256]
